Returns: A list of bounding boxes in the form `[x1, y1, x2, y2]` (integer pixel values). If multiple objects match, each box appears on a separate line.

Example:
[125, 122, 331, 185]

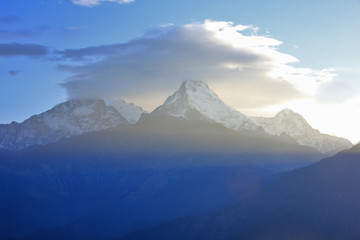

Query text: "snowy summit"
[251, 109, 353, 154]
[105, 98, 147, 124]
[153, 80, 260, 131]
[0, 99, 128, 151]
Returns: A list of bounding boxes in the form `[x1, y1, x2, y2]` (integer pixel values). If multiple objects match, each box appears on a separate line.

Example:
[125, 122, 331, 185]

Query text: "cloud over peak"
[71, 0, 134, 7]
[59, 20, 336, 110]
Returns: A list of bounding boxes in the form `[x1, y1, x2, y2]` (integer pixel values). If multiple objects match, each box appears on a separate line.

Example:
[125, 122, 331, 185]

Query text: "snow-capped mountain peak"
[105, 98, 147, 124]
[164, 80, 223, 107]
[0, 99, 128, 151]
[154, 80, 260, 131]
[272, 108, 315, 136]
[250, 109, 352, 154]
[276, 108, 302, 118]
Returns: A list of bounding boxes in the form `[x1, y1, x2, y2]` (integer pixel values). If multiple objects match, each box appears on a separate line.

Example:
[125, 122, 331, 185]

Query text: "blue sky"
[1, 0, 360, 142]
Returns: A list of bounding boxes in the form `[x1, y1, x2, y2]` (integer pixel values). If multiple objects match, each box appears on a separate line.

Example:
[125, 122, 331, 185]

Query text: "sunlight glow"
[243, 97, 360, 144]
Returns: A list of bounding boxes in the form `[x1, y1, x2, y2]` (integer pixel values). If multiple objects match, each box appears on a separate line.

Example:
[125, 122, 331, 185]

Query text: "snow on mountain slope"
[250, 109, 352, 154]
[0, 99, 128, 151]
[105, 98, 147, 124]
[153, 80, 260, 131]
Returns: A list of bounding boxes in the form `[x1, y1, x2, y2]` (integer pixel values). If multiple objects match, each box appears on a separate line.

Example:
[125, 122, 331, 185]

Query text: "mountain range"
[0, 99, 143, 151]
[0, 80, 352, 154]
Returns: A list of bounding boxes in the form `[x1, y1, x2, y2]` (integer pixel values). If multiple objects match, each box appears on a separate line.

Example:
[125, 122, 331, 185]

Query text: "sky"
[0, 0, 359, 143]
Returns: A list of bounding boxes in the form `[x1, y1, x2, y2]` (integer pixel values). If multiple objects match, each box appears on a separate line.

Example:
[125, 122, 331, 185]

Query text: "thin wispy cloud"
[71, 0, 134, 7]
[316, 80, 358, 103]
[0, 29, 39, 40]
[66, 25, 85, 31]
[0, 15, 19, 24]
[57, 44, 122, 61]
[0, 25, 53, 41]
[0, 25, 81, 41]
[0, 43, 48, 57]
[8, 70, 20, 76]
[59, 20, 336, 110]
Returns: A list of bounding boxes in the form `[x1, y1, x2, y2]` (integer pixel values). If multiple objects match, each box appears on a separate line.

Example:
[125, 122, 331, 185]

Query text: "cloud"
[0, 43, 48, 57]
[71, 0, 134, 7]
[66, 25, 85, 31]
[8, 70, 20, 76]
[0, 15, 18, 24]
[57, 44, 123, 61]
[316, 80, 358, 103]
[0, 26, 51, 40]
[0, 29, 38, 39]
[59, 20, 336, 110]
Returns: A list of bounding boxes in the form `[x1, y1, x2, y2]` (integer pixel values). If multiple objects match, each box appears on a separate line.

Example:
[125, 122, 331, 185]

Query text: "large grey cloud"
[59, 21, 334, 110]
[0, 42, 48, 57]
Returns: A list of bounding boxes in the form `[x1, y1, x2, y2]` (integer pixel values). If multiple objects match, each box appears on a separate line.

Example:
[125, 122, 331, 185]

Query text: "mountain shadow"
[0, 115, 322, 240]
[119, 144, 360, 240]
